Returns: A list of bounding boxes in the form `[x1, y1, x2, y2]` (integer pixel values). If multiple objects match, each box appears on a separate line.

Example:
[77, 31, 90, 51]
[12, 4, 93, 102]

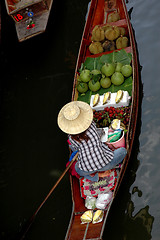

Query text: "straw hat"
[57, 101, 93, 134]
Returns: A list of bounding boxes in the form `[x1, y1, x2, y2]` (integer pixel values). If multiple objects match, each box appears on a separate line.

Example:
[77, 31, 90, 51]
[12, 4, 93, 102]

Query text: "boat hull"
[66, 0, 139, 239]
[5, 0, 53, 41]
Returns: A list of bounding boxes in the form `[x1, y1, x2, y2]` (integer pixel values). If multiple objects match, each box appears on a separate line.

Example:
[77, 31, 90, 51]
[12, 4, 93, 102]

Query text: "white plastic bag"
[96, 191, 113, 209]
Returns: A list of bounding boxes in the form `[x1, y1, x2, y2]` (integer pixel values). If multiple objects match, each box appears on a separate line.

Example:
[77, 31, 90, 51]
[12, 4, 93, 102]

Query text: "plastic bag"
[96, 191, 113, 209]
[85, 196, 96, 210]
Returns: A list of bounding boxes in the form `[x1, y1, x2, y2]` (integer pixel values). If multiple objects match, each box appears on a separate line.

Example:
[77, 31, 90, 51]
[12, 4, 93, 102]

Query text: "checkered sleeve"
[68, 135, 79, 150]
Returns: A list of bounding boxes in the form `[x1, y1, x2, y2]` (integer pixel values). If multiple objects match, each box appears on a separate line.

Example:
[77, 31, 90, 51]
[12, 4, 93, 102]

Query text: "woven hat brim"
[57, 101, 93, 134]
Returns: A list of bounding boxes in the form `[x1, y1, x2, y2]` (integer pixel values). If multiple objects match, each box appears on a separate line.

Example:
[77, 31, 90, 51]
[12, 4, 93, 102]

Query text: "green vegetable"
[77, 82, 88, 93]
[82, 49, 132, 71]
[88, 80, 101, 92]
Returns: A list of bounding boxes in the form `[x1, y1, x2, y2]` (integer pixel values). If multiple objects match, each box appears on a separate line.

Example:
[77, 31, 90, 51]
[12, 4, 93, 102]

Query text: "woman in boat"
[57, 101, 127, 182]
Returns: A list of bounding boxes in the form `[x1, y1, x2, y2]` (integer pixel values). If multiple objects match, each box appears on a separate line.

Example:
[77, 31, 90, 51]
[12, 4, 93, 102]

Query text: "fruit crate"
[90, 91, 131, 111]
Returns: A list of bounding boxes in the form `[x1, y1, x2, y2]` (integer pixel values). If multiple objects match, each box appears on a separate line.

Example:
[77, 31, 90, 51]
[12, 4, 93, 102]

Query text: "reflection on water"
[125, 193, 154, 240]
[103, 135, 154, 240]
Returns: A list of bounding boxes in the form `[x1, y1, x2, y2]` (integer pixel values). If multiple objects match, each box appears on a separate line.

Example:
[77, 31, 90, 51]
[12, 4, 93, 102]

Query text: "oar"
[20, 152, 78, 240]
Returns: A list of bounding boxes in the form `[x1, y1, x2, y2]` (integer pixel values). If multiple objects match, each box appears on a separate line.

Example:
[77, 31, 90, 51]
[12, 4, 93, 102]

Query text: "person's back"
[68, 122, 114, 172]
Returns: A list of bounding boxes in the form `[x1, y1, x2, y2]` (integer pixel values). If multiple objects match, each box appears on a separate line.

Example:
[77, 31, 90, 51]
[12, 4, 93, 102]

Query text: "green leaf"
[83, 49, 132, 71]
[92, 73, 102, 82]
[113, 49, 132, 65]
[77, 89, 92, 104]
[83, 57, 101, 70]
[79, 63, 84, 73]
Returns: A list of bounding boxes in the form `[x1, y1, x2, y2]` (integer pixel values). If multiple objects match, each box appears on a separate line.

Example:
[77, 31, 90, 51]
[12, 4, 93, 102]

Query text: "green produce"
[80, 69, 91, 82]
[91, 69, 101, 76]
[121, 65, 133, 77]
[101, 63, 115, 77]
[100, 77, 111, 88]
[115, 62, 123, 72]
[88, 80, 101, 92]
[91, 69, 102, 83]
[77, 82, 88, 93]
[111, 72, 124, 85]
[83, 48, 132, 71]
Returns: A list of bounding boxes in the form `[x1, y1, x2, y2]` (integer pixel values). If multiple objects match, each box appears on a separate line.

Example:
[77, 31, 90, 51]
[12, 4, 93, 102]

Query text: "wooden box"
[5, 0, 49, 23]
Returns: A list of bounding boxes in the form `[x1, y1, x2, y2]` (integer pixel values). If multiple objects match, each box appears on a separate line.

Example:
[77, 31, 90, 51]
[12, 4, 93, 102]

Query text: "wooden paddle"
[20, 152, 78, 240]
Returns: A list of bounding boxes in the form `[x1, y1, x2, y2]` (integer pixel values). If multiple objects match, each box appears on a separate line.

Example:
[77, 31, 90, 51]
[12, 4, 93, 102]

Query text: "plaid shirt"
[68, 122, 114, 172]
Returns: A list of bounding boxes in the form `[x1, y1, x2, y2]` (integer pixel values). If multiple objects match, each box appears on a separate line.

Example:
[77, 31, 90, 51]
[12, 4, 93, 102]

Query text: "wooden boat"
[65, 0, 139, 239]
[5, 0, 53, 42]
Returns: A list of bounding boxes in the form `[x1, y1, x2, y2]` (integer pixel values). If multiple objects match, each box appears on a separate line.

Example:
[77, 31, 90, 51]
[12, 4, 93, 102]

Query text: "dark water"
[0, 0, 160, 239]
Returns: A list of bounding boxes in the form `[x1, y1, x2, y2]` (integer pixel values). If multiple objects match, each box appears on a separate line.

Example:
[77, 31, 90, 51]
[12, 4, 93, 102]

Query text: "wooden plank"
[6, 0, 44, 14]
[70, 176, 86, 214]
[66, 213, 108, 240]
[11, 2, 48, 22]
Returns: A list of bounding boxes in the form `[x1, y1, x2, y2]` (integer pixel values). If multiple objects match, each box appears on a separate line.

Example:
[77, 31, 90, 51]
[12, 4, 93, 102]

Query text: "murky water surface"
[0, 0, 160, 239]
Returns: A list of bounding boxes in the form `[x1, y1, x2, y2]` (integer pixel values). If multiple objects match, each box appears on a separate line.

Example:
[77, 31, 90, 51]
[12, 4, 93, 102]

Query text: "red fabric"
[66, 161, 80, 179]
[79, 169, 118, 199]
[67, 139, 71, 145]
